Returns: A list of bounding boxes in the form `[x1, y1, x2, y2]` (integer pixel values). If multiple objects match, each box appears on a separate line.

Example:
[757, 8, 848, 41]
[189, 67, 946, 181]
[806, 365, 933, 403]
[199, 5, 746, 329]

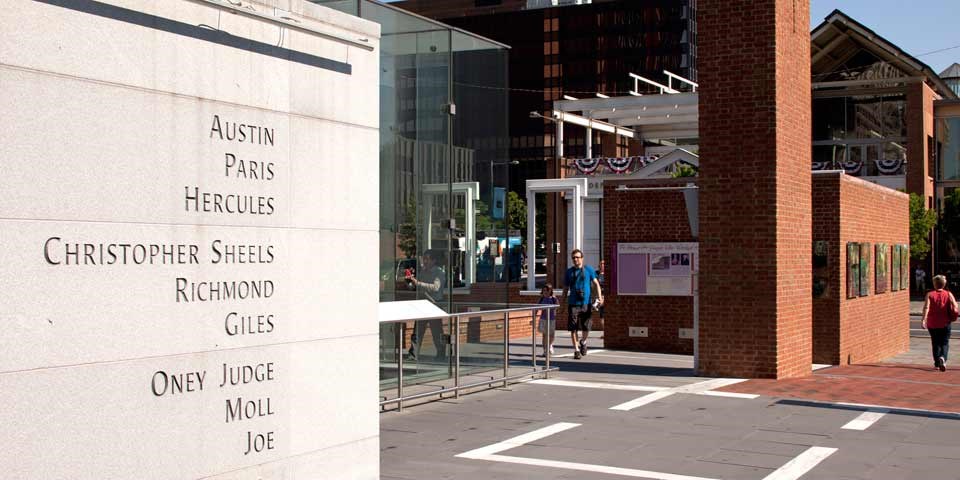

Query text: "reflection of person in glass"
[407, 250, 447, 360]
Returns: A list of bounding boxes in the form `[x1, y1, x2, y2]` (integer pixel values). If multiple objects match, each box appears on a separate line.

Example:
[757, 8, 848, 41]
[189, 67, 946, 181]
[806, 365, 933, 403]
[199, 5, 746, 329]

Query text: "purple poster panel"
[617, 243, 698, 296]
[617, 254, 648, 295]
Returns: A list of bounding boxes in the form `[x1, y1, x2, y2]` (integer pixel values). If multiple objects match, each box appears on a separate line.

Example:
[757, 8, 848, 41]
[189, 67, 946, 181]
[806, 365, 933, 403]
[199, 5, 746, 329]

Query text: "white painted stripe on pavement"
[457, 423, 834, 480]
[552, 349, 606, 358]
[699, 390, 760, 399]
[608, 378, 750, 410]
[456, 422, 580, 459]
[761, 446, 837, 480]
[610, 390, 677, 410]
[671, 378, 747, 393]
[841, 409, 888, 430]
[531, 379, 668, 392]
[484, 454, 720, 480]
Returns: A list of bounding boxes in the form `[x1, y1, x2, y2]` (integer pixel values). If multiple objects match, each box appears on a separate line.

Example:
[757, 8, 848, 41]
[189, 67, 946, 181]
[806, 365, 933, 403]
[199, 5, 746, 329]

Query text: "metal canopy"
[555, 91, 700, 141]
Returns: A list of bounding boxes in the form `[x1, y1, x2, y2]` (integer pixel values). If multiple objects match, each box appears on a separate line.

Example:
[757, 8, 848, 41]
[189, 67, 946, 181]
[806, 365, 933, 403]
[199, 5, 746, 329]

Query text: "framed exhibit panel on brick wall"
[847, 242, 860, 299]
[876, 243, 888, 293]
[859, 243, 871, 297]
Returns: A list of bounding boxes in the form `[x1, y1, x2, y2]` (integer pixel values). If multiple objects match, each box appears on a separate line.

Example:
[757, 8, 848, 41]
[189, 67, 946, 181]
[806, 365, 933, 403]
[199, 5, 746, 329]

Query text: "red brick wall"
[602, 178, 696, 354]
[812, 174, 842, 364]
[812, 173, 910, 365]
[698, 0, 812, 379]
[906, 82, 935, 202]
[837, 174, 911, 364]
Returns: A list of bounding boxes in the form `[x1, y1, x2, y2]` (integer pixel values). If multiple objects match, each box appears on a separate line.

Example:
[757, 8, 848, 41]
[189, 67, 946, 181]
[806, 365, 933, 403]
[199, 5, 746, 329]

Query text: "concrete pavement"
[381, 334, 960, 479]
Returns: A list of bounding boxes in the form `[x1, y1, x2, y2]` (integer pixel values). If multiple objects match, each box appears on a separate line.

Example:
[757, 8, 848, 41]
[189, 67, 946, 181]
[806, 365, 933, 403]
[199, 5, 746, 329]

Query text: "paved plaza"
[382, 333, 960, 480]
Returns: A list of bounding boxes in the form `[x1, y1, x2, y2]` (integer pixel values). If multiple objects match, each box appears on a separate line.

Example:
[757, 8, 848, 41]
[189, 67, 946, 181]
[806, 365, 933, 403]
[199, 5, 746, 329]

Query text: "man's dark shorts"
[567, 304, 592, 332]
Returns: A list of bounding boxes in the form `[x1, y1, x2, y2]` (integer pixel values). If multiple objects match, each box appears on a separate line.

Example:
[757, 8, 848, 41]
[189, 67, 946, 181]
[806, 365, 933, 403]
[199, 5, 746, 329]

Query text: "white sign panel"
[616, 243, 698, 296]
[0, 1, 380, 478]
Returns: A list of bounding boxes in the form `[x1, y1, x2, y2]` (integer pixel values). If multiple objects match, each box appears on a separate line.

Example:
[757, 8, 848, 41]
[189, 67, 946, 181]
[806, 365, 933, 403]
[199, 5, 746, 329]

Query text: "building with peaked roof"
[942, 63, 960, 97]
[810, 9, 956, 207]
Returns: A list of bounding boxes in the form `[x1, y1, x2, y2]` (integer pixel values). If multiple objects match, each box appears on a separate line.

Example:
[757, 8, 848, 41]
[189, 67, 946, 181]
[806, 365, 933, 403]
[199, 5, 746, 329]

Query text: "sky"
[810, 0, 960, 73]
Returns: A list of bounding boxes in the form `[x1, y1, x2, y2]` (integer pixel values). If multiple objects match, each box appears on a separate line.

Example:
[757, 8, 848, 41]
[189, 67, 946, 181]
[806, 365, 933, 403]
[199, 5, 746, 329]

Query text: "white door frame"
[422, 182, 480, 285]
[525, 178, 588, 292]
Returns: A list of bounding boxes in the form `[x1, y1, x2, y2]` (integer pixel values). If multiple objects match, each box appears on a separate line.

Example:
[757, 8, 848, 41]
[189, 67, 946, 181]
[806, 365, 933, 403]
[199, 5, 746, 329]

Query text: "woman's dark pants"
[928, 325, 952, 366]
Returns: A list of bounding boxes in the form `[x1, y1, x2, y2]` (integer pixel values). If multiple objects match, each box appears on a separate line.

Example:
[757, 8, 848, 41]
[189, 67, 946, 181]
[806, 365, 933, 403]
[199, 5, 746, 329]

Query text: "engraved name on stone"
[185, 115, 279, 215]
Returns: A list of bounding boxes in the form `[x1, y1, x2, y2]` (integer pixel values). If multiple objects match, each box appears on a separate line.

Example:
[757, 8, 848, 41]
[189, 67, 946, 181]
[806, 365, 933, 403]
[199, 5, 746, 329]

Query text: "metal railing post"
[503, 311, 510, 387]
[397, 323, 404, 413]
[379, 305, 560, 411]
[454, 315, 460, 399]
[531, 311, 537, 367]
[543, 308, 557, 378]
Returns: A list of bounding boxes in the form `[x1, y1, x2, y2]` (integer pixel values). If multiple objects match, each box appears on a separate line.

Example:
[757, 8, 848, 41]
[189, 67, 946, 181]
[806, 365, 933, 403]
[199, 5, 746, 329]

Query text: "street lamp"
[489, 159, 519, 218]
[489, 160, 519, 282]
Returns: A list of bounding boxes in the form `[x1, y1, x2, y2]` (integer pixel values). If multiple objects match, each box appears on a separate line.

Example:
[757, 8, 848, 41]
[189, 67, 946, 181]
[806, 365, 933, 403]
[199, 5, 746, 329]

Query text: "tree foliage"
[507, 191, 527, 235]
[397, 197, 418, 259]
[909, 193, 937, 260]
[671, 164, 698, 178]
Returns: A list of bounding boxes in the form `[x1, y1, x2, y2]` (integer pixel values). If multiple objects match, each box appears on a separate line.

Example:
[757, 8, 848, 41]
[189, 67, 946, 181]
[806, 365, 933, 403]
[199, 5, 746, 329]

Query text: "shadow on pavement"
[777, 398, 960, 421]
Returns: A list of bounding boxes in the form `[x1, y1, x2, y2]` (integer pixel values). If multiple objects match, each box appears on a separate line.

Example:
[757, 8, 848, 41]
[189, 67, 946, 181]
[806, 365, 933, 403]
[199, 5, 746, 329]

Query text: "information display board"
[616, 243, 698, 296]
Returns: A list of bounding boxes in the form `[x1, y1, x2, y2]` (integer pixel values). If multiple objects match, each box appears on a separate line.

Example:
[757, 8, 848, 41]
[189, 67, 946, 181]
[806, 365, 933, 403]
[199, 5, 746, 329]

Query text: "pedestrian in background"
[915, 266, 927, 296]
[563, 249, 603, 359]
[537, 283, 558, 355]
[921, 274, 958, 372]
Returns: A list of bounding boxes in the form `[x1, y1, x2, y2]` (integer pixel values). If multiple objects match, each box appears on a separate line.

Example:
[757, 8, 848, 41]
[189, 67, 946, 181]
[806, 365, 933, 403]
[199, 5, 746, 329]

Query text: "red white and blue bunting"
[875, 158, 905, 175]
[606, 156, 634, 173]
[570, 155, 659, 175]
[811, 161, 832, 171]
[841, 159, 863, 175]
[573, 157, 602, 174]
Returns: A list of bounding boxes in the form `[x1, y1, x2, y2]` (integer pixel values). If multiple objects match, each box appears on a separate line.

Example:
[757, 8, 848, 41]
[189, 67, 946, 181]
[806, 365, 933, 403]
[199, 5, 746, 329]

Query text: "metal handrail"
[379, 303, 559, 411]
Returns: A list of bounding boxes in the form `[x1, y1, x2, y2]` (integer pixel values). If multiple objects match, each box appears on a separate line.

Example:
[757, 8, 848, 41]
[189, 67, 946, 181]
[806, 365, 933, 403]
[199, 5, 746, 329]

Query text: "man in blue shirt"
[563, 249, 603, 359]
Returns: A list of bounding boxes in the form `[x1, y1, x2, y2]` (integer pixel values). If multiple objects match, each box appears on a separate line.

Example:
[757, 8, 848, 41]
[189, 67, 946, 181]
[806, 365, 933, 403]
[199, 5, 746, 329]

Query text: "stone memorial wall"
[0, 0, 379, 478]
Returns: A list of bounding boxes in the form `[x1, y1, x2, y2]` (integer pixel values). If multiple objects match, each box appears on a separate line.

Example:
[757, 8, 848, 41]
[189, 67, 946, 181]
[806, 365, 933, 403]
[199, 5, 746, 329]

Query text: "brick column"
[905, 82, 935, 201]
[697, 0, 813, 378]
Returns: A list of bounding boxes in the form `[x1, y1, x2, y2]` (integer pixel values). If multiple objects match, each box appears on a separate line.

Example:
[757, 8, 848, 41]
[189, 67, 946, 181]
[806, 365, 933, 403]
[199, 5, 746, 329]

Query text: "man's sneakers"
[571, 340, 587, 359]
[939, 357, 947, 372]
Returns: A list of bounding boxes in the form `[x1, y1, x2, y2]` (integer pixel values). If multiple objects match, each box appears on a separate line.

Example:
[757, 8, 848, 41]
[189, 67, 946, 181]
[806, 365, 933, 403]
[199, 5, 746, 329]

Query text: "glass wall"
[812, 94, 907, 177]
[938, 117, 960, 182]
[936, 116, 960, 277]
[312, 0, 511, 388]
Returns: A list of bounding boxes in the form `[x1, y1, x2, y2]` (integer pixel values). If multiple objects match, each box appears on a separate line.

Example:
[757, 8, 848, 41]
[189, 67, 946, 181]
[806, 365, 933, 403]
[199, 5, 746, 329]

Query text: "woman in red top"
[921, 275, 958, 371]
